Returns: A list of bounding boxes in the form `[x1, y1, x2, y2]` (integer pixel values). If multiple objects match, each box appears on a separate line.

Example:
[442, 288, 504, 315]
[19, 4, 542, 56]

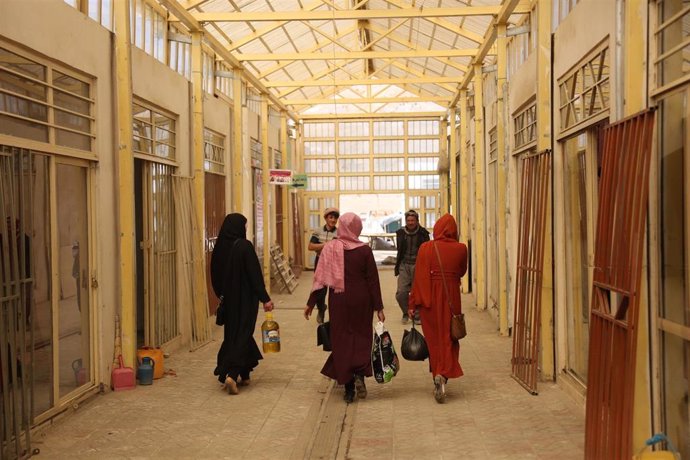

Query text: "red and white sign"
[269, 169, 293, 185]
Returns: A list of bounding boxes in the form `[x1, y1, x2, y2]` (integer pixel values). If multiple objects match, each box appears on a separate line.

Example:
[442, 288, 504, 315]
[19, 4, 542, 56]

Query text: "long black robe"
[211, 214, 270, 382]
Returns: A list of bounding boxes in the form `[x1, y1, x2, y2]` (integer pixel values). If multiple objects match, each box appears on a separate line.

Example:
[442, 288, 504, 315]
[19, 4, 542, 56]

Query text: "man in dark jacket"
[394, 210, 430, 323]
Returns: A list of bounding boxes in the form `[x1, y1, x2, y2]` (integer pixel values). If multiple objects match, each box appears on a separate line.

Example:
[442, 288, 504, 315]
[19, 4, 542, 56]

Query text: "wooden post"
[232, 70, 243, 212]
[261, 94, 271, 291]
[459, 90, 470, 293]
[496, 23, 509, 336]
[113, 0, 136, 366]
[473, 64, 486, 311]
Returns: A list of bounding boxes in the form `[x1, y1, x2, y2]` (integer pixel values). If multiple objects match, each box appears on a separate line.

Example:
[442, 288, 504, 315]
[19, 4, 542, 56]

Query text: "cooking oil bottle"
[261, 312, 280, 353]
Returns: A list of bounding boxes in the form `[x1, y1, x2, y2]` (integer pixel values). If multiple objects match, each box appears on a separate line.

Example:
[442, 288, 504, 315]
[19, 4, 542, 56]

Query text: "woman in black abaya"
[211, 213, 274, 394]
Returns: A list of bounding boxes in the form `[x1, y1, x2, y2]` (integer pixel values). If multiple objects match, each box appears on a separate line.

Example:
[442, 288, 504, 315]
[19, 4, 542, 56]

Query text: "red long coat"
[409, 214, 468, 379]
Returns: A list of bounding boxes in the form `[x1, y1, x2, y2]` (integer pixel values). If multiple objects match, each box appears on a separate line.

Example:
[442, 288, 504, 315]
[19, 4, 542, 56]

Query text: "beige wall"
[1, 0, 117, 387]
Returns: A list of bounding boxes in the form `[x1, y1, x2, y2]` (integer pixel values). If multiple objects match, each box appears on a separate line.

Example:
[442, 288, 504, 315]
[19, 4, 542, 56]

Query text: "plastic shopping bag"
[371, 321, 400, 384]
[401, 323, 429, 361]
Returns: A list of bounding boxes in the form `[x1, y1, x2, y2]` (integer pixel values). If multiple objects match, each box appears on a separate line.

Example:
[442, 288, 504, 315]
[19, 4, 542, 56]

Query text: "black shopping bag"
[401, 323, 429, 361]
[317, 321, 331, 351]
[371, 322, 399, 383]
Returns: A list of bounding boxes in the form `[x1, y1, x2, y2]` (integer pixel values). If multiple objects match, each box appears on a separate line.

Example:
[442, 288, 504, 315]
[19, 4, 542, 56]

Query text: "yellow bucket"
[136, 347, 164, 379]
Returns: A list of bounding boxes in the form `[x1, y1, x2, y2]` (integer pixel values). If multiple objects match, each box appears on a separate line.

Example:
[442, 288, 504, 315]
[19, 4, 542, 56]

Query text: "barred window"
[374, 175, 404, 190]
[130, 0, 166, 63]
[304, 122, 335, 138]
[654, 0, 690, 92]
[373, 139, 404, 154]
[408, 138, 439, 154]
[558, 45, 610, 132]
[168, 26, 191, 80]
[408, 157, 439, 172]
[204, 128, 224, 174]
[338, 121, 369, 137]
[488, 127, 498, 163]
[408, 119, 440, 136]
[0, 46, 94, 151]
[373, 120, 404, 136]
[513, 102, 537, 150]
[374, 157, 404, 172]
[132, 101, 176, 160]
[339, 140, 369, 155]
[305, 159, 336, 173]
[308, 176, 336, 191]
[408, 174, 439, 190]
[338, 158, 369, 173]
[304, 141, 335, 156]
[339, 176, 370, 191]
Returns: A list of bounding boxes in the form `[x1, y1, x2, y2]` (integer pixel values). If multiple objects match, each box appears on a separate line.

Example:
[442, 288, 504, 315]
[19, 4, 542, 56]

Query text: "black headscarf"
[210, 213, 247, 296]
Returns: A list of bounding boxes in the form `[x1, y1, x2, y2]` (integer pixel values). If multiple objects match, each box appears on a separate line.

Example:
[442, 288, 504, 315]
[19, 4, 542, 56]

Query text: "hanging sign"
[269, 169, 293, 185]
[291, 173, 308, 189]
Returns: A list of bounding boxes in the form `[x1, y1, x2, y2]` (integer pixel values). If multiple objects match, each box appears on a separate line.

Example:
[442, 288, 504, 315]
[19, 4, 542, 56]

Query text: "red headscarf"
[311, 212, 365, 293]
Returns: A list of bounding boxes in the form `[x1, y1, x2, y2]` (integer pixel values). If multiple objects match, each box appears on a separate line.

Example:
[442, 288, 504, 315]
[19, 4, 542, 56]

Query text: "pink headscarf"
[311, 212, 366, 293]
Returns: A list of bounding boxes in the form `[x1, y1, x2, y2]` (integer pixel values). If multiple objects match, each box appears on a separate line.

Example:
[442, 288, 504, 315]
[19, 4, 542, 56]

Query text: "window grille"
[488, 127, 498, 163]
[132, 101, 176, 160]
[250, 137, 262, 167]
[0, 45, 95, 152]
[513, 102, 537, 150]
[202, 50, 214, 94]
[653, 0, 690, 94]
[558, 45, 610, 132]
[203, 128, 224, 174]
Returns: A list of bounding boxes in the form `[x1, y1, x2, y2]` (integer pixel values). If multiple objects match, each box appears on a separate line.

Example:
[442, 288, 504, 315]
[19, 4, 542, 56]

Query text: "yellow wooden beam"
[261, 94, 271, 291]
[232, 70, 243, 212]
[257, 26, 358, 79]
[459, 90, 470, 293]
[449, 0, 524, 107]
[536, 0, 554, 380]
[440, 117, 450, 215]
[266, 76, 464, 87]
[237, 49, 480, 61]
[300, 111, 446, 120]
[380, 0, 484, 44]
[449, 107, 458, 218]
[113, 0, 136, 367]
[286, 96, 450, 105]
[226, 0, 327, 51]
[473, 64, 486, 311]
[191, 31, 208, 346]
[496, 23, 509, 336]
[368, 24, 469, 73]
[390, 61, 458, 93]
[280, 111, 290, 256]
[192, 6, 529, 22]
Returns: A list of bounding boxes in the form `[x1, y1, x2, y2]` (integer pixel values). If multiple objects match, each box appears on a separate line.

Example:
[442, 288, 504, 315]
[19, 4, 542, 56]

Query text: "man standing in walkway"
[395, 209, 429, 324]
[308, 207, 339, 324]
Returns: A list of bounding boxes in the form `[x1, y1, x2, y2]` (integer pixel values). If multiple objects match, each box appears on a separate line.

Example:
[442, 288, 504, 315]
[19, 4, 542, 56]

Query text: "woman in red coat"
[408, 213, 467, 403]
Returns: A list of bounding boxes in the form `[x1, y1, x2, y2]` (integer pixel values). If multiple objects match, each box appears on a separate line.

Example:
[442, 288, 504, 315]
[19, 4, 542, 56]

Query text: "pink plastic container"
[111, 355, 135, 391]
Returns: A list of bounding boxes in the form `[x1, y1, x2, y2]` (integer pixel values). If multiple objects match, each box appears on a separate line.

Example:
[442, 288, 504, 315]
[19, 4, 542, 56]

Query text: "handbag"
[316, 321, 331, 351]
[215, 295, 225, 326]
[433, 241, 467, 341]
[401, 322, 429, 361]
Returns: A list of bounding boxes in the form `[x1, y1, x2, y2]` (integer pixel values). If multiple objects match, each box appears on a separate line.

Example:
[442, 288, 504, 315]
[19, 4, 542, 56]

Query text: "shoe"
[401, 314, 409, 324]
[225, 376, 239, 395]
[344, 388, 355, 403]
[433, 375, 446, 404]
[354, 375, 367, 399]
[316, 309, 325, 325]
[238, 378, 250, 387]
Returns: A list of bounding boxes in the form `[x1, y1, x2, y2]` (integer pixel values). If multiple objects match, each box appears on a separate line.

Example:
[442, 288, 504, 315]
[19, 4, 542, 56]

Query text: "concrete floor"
[32, 266, 585, 459]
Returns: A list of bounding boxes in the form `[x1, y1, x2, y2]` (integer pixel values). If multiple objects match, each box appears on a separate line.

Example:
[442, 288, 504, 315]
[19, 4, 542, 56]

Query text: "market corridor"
[32, 268, 584, 459]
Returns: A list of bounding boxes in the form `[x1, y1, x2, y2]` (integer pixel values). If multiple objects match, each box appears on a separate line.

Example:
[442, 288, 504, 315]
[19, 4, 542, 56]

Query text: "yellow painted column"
[459, 91, 471, 294]
[113, 0, 136, 367]
[440, 117, 449, 214]
[537, 0, 554, 380]
[190, 32, 208, 336]
[473, 65, 486, 311]
[449, 108, 458, 218]
[624, 0, 651, 451]
[496, 23, 509, 336]
[261, 95, 271, 291]
[280, 111, 290, 256]
[232, 70, 244, 212]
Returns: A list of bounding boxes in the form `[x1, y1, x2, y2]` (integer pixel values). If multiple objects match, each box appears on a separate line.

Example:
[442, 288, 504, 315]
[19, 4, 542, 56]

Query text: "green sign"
[291, 173, 308, 189]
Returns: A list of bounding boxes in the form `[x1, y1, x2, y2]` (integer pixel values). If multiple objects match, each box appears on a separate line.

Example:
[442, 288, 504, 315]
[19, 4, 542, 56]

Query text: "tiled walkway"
[33, 268, 584, 459]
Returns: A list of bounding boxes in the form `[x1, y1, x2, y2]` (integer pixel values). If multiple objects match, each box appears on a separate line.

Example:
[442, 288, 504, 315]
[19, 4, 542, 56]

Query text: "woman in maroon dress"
[304, 212, 386, 403]
[408, 213, 467, 403]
